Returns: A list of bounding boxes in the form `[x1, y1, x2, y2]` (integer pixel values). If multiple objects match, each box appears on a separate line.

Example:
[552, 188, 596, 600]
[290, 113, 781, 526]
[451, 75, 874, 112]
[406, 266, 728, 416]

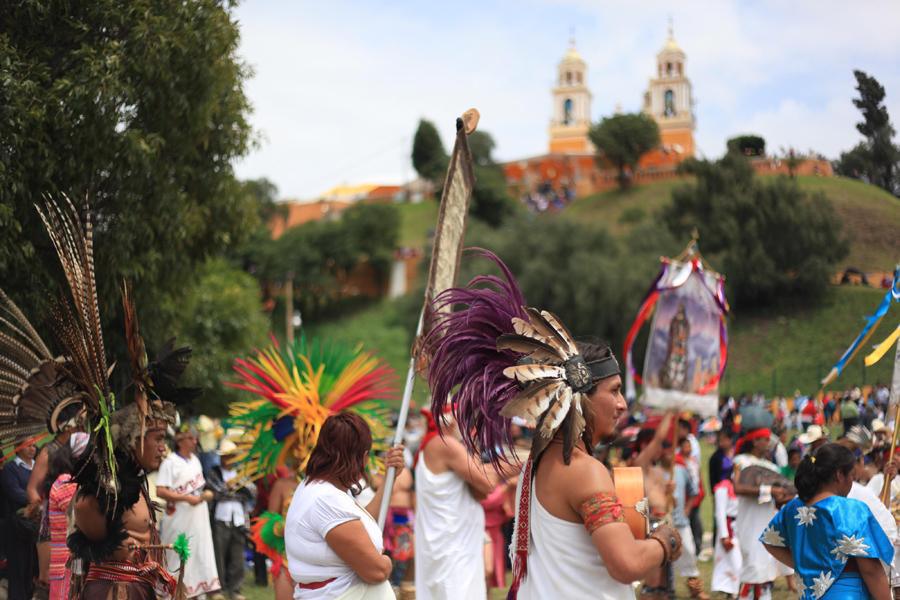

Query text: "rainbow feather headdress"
[227, 335, 397, 481]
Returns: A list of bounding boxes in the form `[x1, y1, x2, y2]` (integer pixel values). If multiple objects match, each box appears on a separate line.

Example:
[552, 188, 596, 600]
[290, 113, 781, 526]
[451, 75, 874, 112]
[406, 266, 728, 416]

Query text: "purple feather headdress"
[425, 249, 527, 467]
[424, 249, 621, 467]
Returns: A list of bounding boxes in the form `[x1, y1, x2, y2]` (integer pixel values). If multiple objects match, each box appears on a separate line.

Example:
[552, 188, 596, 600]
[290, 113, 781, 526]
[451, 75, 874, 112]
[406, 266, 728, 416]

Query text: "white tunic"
[733, 455, 780, 584]
[285, 480, 388, 600]
[156, 453, 220, 598]
[414, 454, 486, 600]
[514, 474, 634, 599]
[711, 482, 741, 595]
[849, 481, 900, 583]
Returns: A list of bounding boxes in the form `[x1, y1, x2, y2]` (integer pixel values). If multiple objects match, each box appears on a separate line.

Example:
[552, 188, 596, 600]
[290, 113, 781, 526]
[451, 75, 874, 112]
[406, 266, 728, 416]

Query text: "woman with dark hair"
[285, 413, 404, 599]
[761, 442, 893, 599]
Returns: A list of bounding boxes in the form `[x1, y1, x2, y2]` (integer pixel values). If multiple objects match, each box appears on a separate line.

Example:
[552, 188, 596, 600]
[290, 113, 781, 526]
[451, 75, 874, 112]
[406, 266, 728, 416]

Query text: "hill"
[311, 175, 897, 403]
[566, 175, 900, 272]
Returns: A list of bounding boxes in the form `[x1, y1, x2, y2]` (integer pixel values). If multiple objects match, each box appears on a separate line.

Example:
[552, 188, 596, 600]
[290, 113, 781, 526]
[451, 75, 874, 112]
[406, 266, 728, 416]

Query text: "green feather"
[172, 533, 191, 563]
[259, 511, 286, 555]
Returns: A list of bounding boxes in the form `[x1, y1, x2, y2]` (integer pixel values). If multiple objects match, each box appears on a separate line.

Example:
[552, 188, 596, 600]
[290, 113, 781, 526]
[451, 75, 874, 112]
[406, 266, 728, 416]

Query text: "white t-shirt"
[285, 480, 383, 600]
[214, 467, 245, 526]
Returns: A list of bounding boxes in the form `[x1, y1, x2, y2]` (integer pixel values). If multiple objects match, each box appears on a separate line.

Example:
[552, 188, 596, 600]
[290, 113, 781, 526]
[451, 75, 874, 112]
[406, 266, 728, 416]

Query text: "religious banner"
[623, 245, 729, 417]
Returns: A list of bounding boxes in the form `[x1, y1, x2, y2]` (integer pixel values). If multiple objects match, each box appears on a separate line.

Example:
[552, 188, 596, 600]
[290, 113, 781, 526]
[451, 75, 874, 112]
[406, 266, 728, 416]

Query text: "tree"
[466, 131, 516, 227]
[662, 154, 849, 307]
[411, 119, 449, 184]
[727, 135, 766, 157]
[410, 124, 515, 227]
[834, 143, 873, 180]
[781, 147, 802, 179]
[462, 214, 679, 344]
[847, 70, 899, 194]
[0, 1, 257, 369]
[166, 259, 269, 416]
[589, 113, 661, 189]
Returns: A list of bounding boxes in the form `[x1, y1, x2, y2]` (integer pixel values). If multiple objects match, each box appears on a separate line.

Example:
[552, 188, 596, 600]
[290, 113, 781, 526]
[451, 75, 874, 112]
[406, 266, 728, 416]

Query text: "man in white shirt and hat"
[206, 439, 257, 600]
[797, 424, 829, 454]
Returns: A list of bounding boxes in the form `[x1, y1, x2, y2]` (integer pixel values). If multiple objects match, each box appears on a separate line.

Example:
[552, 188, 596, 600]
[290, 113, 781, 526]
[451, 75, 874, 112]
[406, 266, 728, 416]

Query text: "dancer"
[711, 461, 741, 598]
[761, 443, 893, 599]
[413, 408, 500, 600]
[228, 335, 397, 600]
[733, 427, 792, 600]
[424, 250, 682, 600]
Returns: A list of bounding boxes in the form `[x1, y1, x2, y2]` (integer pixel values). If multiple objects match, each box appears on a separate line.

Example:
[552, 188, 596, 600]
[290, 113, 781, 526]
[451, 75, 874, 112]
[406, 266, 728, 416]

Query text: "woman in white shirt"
[285, 413, 404, 599]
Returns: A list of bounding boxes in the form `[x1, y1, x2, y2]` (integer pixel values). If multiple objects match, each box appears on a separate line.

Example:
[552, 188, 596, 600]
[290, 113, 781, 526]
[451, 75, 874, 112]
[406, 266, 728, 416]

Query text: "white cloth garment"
[214, 467, 246, 526]
[512, 468, 634, 599]
[850, 480, 900, 583]
[414, 453, 486, 600]
[712, 482, 742, 595]
[156, 453, 221, 597]
[285, 480, 385, 600]
[733, 455, 781, 585]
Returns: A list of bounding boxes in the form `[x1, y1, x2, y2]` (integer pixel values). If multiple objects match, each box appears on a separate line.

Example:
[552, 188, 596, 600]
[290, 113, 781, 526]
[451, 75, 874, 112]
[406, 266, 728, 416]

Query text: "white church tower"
[549, 39, 593, 154]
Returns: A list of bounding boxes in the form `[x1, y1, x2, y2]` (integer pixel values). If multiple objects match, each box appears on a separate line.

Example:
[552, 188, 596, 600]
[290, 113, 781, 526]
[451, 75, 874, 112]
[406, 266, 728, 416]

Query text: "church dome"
[561, 43, 585, 65]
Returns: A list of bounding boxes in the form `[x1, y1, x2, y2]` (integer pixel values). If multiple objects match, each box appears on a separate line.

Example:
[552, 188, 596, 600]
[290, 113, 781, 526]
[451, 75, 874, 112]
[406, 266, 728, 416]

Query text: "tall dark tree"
[466, 131, 516, 227]
[589, 113, 661, 189]
[848, 70, 899, 194]
[0, 1, 257, 358]
[411, 119, 449, 184]
[663, 154, 848, 307]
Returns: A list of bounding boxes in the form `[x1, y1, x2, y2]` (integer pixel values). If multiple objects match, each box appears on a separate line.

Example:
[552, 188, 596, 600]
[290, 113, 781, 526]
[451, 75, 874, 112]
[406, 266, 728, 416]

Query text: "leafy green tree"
[662, 154, 849, 307]
[834, 143, 872, 179]
[466, 131, 516, 227]
[463, 214, 678, 344]
[167, 259, 269, 416]
[727, 135, 766, 157]
[589, 113, 661, 189]
[0, 1, 256, 365]
[411, 119, 449, 184]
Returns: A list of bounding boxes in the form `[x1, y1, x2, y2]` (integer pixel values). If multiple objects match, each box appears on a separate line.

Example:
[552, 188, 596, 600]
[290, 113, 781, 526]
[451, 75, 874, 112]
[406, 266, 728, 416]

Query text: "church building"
[503, 25, 696, 200]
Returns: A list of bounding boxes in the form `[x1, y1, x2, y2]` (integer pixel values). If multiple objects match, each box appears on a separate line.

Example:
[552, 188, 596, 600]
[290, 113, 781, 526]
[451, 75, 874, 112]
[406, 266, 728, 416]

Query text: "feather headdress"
[227, 335, 397, 481]
[425, 249, 621, 466]
[0, 288, 84, 462]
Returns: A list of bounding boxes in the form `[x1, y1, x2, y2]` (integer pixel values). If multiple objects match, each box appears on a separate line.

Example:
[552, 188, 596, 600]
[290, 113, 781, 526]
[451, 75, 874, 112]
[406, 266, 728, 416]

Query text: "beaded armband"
[578, 492, 625, 534]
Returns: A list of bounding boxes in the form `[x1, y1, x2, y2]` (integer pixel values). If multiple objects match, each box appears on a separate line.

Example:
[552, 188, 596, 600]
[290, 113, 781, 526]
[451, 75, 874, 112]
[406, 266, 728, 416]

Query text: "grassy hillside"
[566, 175, 899, 272]
[721, 285, 895, 396]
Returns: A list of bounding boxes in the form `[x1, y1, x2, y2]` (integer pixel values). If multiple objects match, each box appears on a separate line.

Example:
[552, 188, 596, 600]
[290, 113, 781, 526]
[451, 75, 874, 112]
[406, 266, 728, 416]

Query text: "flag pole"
[378, 109, 479, 529]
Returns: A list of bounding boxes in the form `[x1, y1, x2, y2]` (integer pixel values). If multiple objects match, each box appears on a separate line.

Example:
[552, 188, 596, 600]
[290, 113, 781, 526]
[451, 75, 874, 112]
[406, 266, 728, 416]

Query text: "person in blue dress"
[760, 442, 893, 599]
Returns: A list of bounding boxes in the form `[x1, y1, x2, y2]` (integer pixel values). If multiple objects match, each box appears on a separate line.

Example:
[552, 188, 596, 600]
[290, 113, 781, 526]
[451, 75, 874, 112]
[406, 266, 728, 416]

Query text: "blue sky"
[232, 0, 900, 200]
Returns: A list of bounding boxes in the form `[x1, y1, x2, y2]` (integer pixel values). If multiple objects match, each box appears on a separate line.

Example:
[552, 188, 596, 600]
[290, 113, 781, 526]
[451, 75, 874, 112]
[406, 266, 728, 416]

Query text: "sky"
[232, 0, 900, 201]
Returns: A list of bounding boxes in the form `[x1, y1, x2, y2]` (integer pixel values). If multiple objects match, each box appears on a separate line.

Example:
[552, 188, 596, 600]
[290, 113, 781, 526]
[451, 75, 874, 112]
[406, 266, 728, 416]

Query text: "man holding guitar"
[423, 251, 683, 600]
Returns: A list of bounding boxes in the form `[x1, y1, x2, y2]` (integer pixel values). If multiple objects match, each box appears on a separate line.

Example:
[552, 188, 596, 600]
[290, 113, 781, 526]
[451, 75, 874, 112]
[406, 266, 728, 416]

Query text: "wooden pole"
[879, 339, 900, 507]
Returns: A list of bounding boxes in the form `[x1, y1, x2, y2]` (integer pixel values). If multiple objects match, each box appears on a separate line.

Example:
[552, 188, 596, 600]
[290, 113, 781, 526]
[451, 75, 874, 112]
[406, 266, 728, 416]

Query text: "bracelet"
[650, 535, 669, 566]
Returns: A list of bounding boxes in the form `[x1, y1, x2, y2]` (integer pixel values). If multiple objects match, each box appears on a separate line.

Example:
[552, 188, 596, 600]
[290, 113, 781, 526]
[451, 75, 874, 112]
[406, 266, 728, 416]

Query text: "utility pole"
[285, 272, 295, 344]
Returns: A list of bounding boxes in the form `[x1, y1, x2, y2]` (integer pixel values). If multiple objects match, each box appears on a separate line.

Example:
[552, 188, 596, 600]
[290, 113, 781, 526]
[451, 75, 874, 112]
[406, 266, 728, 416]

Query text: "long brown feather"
[500, 379, 563, 425]
[541, 385, 572, 437]
[540, 310, 578, 356]
[524, 308, 571, 357]
[502, 364, 565, 383]
[496, 334, 562, 363]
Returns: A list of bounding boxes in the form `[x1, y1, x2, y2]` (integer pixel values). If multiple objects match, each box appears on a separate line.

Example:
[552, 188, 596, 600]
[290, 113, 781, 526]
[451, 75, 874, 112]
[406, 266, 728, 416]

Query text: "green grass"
[721, 285, 896, 396]
[397, 200, 438, 248]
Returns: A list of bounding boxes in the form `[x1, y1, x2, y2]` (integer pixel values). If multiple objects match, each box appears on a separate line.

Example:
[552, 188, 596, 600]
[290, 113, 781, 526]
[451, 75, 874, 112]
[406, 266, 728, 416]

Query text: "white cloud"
[232, 0, 900, 199]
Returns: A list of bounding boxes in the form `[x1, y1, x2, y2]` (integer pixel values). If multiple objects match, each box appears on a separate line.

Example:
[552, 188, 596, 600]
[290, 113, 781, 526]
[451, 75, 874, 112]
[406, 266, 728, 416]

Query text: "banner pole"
[378, 309, 423, 528]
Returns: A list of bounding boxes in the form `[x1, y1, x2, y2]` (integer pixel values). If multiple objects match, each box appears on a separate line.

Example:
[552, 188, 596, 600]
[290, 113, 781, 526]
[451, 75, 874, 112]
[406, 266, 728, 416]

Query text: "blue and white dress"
[760, 495, 894, 599]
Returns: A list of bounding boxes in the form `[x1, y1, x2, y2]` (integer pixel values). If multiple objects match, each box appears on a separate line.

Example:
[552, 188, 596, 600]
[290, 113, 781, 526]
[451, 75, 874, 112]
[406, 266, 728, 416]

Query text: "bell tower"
[549, 39, 593, 154]
[643, 20, 695, 157]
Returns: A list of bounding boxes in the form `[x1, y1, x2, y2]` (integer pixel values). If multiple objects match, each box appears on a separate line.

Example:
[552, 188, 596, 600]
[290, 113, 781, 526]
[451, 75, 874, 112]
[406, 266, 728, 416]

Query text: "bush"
[726, 135, 766, 157]
[663, 155, 848, 307]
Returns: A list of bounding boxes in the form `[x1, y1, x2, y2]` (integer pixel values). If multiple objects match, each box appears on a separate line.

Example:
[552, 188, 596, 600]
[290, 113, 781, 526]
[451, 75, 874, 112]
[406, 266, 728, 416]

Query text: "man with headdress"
[0, 197, 200, 599]
[424, 250, 683, 599]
